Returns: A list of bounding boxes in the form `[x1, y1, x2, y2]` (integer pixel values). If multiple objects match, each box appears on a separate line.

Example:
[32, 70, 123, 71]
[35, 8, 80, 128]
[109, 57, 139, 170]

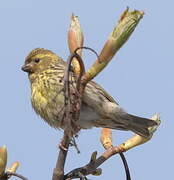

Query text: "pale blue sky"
[0, 0, 173, 179]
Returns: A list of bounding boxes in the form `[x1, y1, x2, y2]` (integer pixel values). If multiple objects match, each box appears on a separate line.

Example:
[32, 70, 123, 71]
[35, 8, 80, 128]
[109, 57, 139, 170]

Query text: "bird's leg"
[100, 128, 113, 150]
[59, 136, 80, 153]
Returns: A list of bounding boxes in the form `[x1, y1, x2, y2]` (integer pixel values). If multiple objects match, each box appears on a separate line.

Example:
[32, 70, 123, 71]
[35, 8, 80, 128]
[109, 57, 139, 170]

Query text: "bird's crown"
[25, 48, 55, 63]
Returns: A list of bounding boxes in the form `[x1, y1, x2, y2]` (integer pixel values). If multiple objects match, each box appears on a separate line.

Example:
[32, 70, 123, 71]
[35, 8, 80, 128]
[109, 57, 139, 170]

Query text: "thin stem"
[52, 50, 86, 180]
[74, 46, 99, 62]
[119, 152, 131, 180]
[52, 134, 70, 180]
[64, 146, 123, 179]
[4, 172, 29, 180]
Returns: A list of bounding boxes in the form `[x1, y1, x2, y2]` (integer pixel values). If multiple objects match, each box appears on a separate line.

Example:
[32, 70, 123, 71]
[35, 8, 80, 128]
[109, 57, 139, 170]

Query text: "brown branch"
[52, 15, 86, 180]
[0, 172, 29, 180]
[52, 8, 160, 180]
[52, 51, 85, 180]
[52, 134, 70, 180]
[64, 146, 124, 179]
[64, 112, 161, 179]
[100, 129, 131, 180]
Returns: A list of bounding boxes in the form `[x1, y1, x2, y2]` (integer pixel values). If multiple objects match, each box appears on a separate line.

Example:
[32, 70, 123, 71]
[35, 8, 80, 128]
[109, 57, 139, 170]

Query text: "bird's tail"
[127, 114, 157, 137]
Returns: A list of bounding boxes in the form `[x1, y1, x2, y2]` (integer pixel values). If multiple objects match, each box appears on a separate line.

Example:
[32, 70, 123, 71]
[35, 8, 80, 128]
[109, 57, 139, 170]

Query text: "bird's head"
[21, 48, 64, 82]
[21, 48, 62, 75]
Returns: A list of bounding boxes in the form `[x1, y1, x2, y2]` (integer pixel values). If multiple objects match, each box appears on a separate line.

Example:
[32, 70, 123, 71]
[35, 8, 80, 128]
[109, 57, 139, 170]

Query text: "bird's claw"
[59, 140, 68, 151]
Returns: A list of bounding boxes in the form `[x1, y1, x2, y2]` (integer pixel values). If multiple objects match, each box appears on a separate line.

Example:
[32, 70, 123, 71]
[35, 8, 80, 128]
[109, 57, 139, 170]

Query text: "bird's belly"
[77, 104, 100, 129]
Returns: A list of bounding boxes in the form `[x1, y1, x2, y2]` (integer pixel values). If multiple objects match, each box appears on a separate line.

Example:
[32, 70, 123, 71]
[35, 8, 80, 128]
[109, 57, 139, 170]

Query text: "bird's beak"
[21, 64, 33, 73]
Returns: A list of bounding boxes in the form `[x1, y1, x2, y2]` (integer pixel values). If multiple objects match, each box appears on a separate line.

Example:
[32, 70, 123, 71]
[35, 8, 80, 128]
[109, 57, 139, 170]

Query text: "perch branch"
[3, 172, 29, 180]
[64, 146, 124, 179]
[53, 8, 157, 180]
[52, 134, 70, 180]
[52, 15, 85, 180]
[100, 128, 131, 180]
[52, 51, 85, 180]
[64, 114, 160, 179]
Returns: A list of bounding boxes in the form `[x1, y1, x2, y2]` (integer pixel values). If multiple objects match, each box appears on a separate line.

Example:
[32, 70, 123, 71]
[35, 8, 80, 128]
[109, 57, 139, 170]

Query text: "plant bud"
[68, 14, 84, 74]
[0, 146, 7, 176]
[6, 161, 20, 174]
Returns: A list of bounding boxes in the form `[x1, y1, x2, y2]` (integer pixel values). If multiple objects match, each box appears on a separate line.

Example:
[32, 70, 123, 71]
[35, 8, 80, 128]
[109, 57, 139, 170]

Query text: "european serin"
[22, 48, 156, 137]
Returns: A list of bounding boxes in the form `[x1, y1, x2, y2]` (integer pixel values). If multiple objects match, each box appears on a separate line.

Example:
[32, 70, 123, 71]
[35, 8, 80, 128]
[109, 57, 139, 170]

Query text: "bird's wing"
[88, 81, 119, 105]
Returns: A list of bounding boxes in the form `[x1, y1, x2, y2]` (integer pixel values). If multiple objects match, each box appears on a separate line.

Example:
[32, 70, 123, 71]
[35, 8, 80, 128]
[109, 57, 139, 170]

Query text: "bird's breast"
[30, 77, 64, 128]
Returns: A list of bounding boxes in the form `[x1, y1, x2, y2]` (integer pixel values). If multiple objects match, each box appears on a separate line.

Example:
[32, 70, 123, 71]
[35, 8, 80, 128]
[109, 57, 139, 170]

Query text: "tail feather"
[128, 114, 157, 137]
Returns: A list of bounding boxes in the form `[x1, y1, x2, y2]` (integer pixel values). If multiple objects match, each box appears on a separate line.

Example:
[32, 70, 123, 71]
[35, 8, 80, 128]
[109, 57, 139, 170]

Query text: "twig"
[64, 146, 124, 179]
[74, 46, 100, 62]
[52, 52, 75, 180]
[119, 152, 131, 180]
[65, 112, 160, 180]
[53, 9, 147, 180]
[52, 134, 70, 180]
[0, 172, 29, 180]
[100, 128, 131, 180]
[52, 50, 86, 180]
[76, 48, 132, 179]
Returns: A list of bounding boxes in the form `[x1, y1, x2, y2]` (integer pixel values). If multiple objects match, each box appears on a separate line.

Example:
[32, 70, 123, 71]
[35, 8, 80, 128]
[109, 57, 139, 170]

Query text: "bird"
[21, 48, 157, 138]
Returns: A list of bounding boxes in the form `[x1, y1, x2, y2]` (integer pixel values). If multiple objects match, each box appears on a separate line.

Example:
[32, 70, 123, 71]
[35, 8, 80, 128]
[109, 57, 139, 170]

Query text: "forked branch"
[64, 114, 160, 179]
[52, 8, 158, 180]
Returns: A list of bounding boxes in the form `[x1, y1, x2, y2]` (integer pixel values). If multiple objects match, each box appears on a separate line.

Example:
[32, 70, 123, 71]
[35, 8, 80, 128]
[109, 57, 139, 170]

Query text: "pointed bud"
[90, 151, 97, 163]
[82, 8, 144, 83]
[99, 7, 144, 63]
[89, 151, 102, 176]
[7, 161, 20, 174]
[68, 14, 84, 74]
[0, 146, 7, 176]
[91, 168, 102, 176]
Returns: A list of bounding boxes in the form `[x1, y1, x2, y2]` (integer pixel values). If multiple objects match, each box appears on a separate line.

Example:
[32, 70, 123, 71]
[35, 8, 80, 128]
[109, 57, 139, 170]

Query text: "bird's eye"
[34, 58, 41, 63]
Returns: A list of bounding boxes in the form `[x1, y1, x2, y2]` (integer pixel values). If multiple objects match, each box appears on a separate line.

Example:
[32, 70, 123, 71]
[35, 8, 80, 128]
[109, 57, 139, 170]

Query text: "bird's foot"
[59, 139, 68, 151]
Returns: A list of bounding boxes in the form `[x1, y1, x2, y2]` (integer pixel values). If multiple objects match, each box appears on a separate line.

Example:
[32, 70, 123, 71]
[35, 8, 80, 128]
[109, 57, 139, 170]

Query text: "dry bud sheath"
[0, 146, 7, 176]
[68, 14, 84, 74]
[82, 8, 144, 83]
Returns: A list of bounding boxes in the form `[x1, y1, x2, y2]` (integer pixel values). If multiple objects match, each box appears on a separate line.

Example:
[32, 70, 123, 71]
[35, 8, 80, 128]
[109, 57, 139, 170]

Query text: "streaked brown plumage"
[22, 48, 157, 137]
